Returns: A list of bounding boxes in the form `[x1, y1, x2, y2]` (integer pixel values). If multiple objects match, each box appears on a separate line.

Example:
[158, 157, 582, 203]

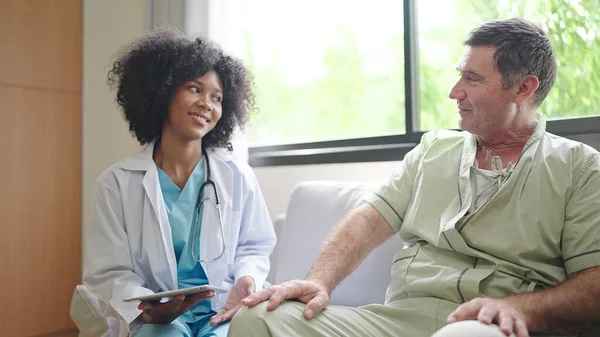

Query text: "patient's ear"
[514, 75, 539, 106]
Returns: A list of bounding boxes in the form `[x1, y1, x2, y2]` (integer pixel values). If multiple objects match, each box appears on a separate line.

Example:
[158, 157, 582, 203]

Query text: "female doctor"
[83, 28, 276, 337]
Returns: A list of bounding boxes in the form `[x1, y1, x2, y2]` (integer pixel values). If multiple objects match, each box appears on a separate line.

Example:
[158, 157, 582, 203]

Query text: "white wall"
[82, 0, 147, 247]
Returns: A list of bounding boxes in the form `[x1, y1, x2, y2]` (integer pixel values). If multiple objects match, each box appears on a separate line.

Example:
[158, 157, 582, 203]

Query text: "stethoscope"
[190, 151, 226, 263]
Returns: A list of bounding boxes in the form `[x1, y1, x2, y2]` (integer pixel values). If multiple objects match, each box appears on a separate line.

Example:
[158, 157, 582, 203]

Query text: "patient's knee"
[432, 321, 515, 337]
[229, 302, 275, 336]
[230, 303, 266, 330]
[229, 301, 305, 337]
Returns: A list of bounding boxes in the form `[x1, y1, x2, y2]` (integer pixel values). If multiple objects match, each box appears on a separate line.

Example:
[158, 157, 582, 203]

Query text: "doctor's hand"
[241, 279, 330, 320]
[138, 291, 215, 324]
[209, 275, 255, 326]
[447, 297, 530, 337]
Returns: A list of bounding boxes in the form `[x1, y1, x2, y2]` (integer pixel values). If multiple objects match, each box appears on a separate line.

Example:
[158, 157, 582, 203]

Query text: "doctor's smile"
[188, 111, 211, 127]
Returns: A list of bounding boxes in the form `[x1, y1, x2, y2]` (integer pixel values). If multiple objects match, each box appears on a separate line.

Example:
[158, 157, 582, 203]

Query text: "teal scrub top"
[157, 156, 215, 325]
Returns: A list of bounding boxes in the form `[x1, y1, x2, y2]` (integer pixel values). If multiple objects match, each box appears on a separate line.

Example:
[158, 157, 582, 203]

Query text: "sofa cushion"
[271, 181, 404, 307]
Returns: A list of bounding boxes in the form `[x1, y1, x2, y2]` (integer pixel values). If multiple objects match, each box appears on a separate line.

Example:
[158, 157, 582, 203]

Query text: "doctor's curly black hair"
[107, 27, 255, 149]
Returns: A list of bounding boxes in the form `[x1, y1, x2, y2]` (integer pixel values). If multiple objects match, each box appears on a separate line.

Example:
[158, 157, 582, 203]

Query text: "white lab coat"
[83, 142, 276, 337]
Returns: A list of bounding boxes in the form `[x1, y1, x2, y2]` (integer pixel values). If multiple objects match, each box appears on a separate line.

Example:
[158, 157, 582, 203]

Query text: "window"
[212, 0, 600, 165]
[241, 0, 405, 146]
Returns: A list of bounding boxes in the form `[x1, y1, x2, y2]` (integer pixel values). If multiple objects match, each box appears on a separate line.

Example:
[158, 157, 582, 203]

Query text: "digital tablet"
[122, 285, 228, 303]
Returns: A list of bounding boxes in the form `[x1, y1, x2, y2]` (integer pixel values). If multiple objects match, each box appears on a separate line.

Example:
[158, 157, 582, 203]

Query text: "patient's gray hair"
[465, 18, 557, 108]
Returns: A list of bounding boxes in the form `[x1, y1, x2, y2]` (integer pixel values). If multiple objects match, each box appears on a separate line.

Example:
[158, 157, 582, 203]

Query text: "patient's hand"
[242, 279, 330, 320]
[447, 297, 529, 337]
[209, 275, 255, 326]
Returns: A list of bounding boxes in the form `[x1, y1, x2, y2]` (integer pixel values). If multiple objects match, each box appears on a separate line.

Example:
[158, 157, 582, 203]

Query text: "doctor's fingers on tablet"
[177, 291, 216, 312]
[139, 292, 214, 314]
[139, 295, 181, 311]
[139, 295, 186, 324]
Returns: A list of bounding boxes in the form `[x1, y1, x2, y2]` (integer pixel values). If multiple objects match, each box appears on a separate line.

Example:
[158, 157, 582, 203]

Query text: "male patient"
[229, 18, 600, 337]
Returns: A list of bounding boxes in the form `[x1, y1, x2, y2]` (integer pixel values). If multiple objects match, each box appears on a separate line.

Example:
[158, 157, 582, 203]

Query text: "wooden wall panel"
[0, 86, 82, 336]
[0, 0, 82, 92]
[0, 0, 82, 335]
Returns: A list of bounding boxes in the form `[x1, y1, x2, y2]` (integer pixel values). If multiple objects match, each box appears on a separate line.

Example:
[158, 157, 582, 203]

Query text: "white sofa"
[71, 180, 599, 336]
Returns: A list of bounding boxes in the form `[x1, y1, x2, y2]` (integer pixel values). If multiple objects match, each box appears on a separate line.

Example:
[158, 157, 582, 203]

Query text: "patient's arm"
[449, 266, 600, 336]
[512, 266, 600, 335]
[305, 202, 396, 294]
[242, 202, 395, 319]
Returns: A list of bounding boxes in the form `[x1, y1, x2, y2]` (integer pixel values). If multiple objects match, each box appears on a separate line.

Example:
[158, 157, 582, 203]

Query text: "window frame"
[249, 116, 600, 166]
